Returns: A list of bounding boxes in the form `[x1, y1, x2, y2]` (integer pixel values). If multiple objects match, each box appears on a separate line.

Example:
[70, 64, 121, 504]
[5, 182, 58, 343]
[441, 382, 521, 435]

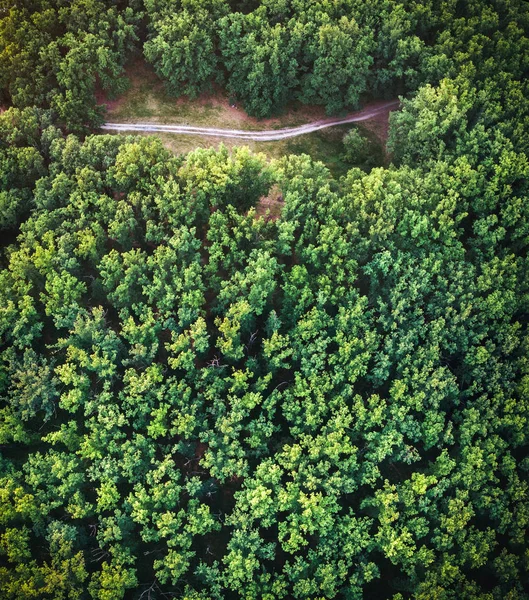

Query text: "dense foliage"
[1, 105, 528, 597]
[1, 0, 529, 599]
[3, 1, 528, 123]
[0, 0, 140, 131]
[144, 0, 529, 117]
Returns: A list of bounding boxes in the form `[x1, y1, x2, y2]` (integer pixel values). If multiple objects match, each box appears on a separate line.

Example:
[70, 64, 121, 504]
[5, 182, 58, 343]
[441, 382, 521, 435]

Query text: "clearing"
[99, 57, 397, 176]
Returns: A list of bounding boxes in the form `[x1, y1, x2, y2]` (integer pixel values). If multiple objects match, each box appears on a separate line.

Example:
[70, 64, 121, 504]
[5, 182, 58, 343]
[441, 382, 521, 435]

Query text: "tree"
[2, 6, 529, 591]
[144, 0, 228, 98]
[219, 12, 300, 117]
[300, 17, 375, 113]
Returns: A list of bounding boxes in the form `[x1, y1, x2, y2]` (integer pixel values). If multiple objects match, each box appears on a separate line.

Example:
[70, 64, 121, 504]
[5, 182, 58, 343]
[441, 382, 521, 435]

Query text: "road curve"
[101, 100, 399, 141]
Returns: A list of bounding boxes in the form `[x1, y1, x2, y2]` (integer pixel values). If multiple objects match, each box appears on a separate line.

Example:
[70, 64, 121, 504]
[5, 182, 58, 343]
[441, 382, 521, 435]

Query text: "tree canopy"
[1, 0, 528, 599]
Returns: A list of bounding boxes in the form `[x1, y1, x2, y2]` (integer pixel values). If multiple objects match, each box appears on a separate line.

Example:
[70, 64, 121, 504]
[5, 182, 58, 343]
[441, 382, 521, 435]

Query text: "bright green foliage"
[1, 94, 528, 597]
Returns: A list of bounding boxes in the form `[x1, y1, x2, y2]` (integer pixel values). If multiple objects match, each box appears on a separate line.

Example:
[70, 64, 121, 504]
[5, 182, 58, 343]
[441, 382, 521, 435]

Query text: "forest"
[0, 0, 528, 598]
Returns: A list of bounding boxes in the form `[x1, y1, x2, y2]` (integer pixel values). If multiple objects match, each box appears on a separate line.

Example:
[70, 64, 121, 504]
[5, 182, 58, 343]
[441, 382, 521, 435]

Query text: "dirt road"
[101, 100, 399, 141]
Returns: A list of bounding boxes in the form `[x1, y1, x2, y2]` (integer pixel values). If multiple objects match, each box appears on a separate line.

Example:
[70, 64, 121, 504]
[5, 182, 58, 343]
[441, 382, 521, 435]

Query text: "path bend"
[102, 100, 399, 141]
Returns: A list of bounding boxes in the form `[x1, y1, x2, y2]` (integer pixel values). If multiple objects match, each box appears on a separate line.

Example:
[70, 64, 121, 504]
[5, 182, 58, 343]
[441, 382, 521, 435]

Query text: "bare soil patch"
[256, 184, 284, 221]
[358, 103, 395, 145]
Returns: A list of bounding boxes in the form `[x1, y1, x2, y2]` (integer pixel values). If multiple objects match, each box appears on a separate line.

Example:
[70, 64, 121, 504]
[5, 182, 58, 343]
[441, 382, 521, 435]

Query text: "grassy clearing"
[106, 57, 342, 130]
[110, 122, 385, 179]
[103, 57, 389, 177]
[111, 123, 380, 178]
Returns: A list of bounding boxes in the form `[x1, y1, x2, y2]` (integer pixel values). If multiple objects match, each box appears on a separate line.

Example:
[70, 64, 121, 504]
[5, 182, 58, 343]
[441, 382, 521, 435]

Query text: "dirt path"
[102, 100, 399, 141]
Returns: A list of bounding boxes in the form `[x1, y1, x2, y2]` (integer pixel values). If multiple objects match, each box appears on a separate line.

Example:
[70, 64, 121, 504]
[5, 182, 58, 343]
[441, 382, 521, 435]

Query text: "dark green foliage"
[0, 107, 59, 233]
[144, 0, 229, 99]
[142, 0, 529, 118]
[0, 1, 140, 131]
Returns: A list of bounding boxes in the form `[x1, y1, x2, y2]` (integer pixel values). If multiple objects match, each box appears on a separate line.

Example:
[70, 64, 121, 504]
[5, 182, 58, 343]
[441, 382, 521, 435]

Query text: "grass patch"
[281, 124, 354, 178]
[106, 60, 225, 125]
[109, 122, 385, 179]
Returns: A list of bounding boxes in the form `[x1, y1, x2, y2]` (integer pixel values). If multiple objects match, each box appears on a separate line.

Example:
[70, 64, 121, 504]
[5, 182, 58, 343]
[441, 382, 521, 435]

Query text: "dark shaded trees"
[0, 1, 140, 131]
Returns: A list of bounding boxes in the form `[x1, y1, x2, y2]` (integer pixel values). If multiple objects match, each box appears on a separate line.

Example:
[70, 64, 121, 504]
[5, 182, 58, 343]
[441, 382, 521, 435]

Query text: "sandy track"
[101, 100, 399, 141]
